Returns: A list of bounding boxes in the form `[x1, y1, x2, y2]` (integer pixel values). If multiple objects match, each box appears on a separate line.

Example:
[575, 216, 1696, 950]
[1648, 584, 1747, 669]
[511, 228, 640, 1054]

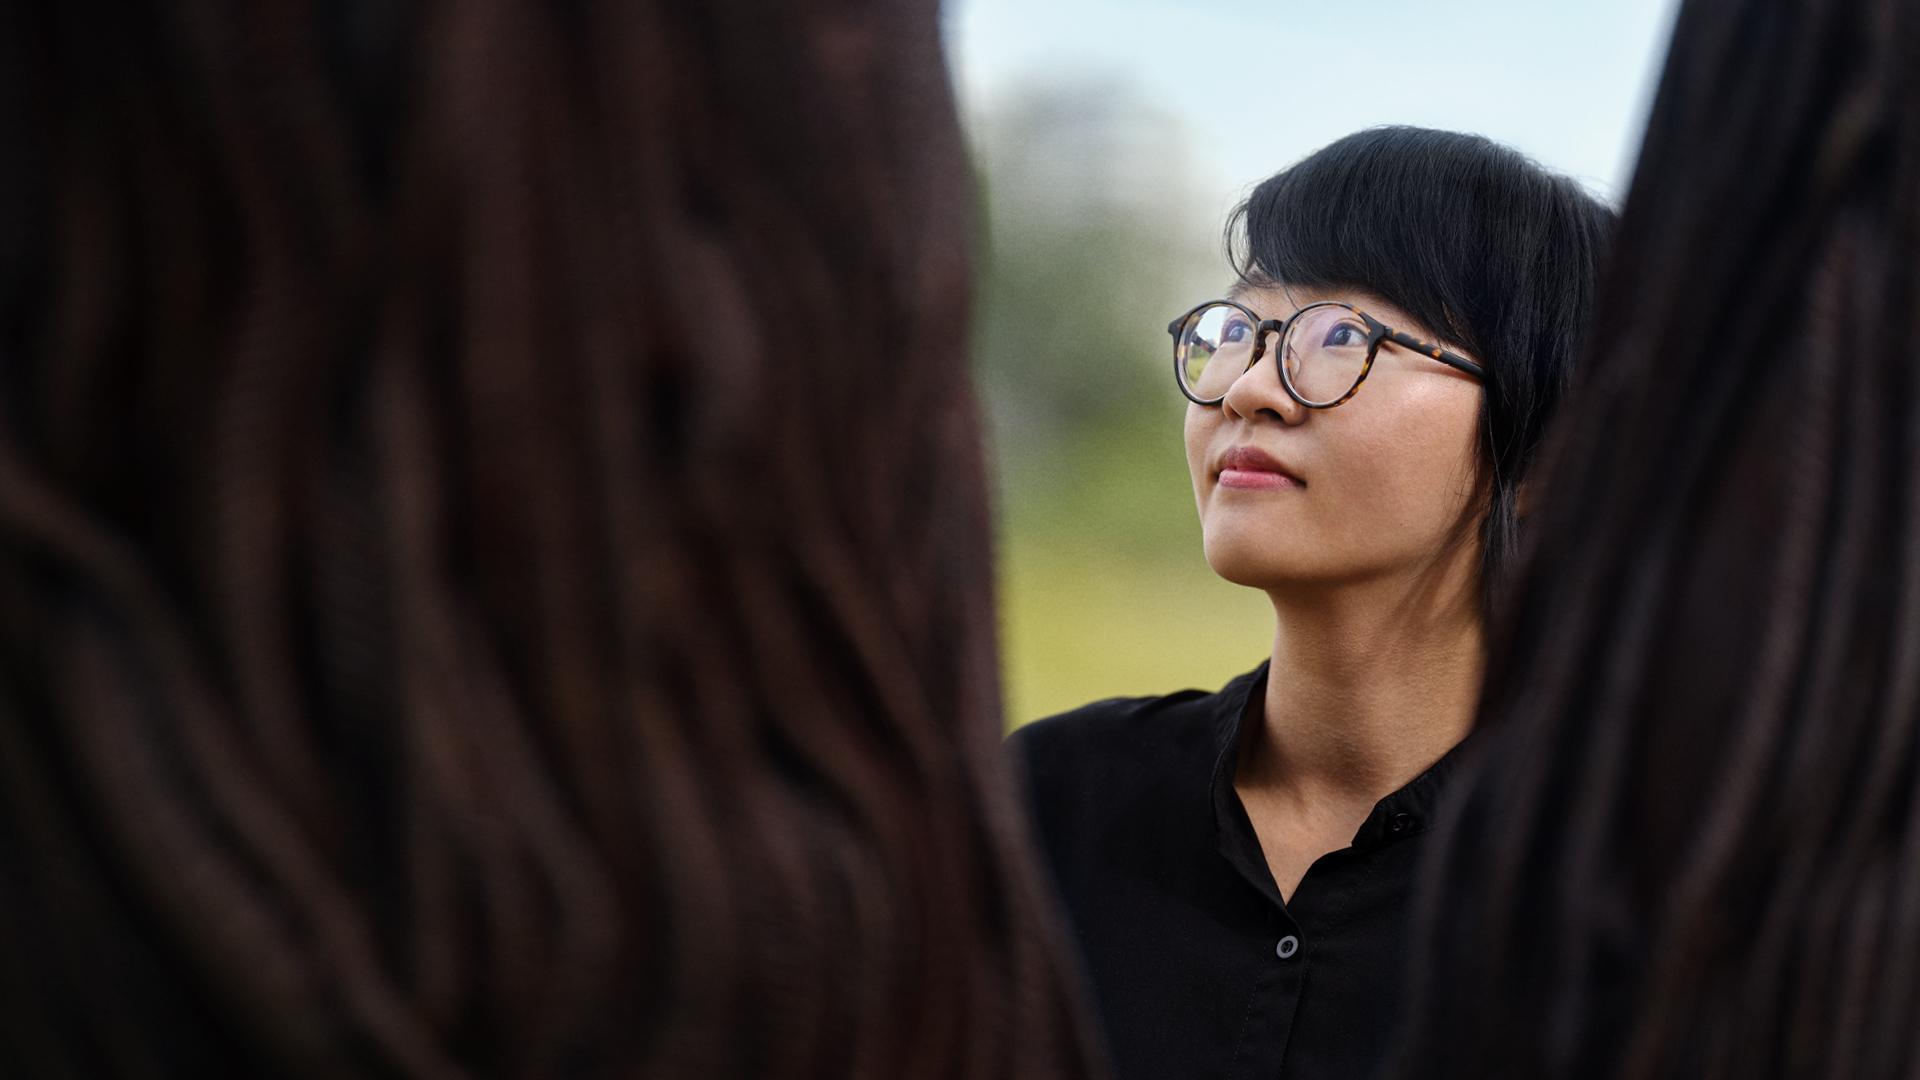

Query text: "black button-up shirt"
[1007, 662, 1460, 1080]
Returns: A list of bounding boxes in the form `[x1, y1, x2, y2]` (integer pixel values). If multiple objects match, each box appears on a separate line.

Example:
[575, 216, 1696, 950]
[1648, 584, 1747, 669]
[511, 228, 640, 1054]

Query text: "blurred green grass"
[997, 523, 1271, 729]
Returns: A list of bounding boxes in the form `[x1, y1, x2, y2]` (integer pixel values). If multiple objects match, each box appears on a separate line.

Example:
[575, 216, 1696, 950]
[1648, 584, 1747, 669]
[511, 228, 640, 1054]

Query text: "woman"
[1397, 0, 1920, 1076]
[0, 0, 1103, 1076]
[1008, 126, 1614, 1079]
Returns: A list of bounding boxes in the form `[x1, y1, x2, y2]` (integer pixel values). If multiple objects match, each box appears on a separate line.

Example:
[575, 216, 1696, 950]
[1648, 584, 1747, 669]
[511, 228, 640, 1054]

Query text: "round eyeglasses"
[1168, 299, 1485, 408]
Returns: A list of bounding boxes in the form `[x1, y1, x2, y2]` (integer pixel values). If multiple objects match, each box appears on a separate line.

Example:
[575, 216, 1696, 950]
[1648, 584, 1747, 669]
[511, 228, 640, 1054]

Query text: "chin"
[1201, 520, 1381, 590]
[1201, 535, 1314, 590]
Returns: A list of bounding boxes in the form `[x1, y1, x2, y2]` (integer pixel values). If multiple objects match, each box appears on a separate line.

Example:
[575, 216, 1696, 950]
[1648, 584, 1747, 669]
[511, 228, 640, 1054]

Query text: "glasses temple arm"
[1382, 330, 1486, 380]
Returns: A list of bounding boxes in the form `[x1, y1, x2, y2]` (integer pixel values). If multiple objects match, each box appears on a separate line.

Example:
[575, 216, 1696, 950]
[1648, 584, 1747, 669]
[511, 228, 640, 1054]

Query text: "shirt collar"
[1207, 660, 1468, 895]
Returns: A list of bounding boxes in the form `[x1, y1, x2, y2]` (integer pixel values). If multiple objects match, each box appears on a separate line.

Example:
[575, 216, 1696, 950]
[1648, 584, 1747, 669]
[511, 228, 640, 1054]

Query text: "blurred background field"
[965, 78, 1274, 724]
[946, 0, 1680, 726]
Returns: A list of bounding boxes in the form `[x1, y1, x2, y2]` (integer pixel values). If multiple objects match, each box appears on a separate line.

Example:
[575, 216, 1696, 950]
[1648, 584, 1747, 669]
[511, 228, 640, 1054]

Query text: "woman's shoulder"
[1004, 665, 1265, 792]
[1008, 687, 1214, 758]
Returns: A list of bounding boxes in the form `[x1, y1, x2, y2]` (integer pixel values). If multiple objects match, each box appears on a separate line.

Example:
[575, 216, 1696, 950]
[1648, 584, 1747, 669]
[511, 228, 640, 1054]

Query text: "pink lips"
[1215, 445, 1305, 490]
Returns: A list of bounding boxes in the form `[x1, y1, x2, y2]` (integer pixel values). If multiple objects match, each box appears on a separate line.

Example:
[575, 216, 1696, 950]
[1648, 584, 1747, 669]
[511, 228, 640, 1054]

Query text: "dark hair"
[0, 2, 1103, 1077]
[1227, 126, 1616, 614]
[1396, 0, 1920, 1075]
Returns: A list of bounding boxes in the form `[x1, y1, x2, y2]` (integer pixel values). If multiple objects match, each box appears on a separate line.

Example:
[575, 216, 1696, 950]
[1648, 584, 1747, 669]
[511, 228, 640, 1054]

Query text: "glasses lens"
[1178, 304, 1258, 400]
[1282, 305, 1372, 405]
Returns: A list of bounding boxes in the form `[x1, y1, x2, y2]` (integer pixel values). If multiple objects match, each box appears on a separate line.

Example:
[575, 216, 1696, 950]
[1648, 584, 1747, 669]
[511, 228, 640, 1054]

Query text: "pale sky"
[944, 0, 1682, 216]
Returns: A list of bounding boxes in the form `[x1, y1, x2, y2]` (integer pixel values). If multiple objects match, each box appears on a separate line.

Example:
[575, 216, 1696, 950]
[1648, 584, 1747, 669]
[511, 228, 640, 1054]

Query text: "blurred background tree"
[969, 78, 1271, 726]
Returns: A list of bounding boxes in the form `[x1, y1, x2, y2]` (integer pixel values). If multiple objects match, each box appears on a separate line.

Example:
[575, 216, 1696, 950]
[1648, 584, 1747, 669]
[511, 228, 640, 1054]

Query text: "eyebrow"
[1225, 281, 1309, 318]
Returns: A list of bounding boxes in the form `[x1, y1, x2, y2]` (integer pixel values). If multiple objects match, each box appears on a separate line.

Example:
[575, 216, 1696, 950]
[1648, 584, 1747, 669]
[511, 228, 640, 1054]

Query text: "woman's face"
[1183, 282, 1486, 591]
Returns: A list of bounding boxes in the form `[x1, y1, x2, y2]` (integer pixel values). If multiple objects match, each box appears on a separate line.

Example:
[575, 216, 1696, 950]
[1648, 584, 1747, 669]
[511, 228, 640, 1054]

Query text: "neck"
[1241, 563, 1484, 811]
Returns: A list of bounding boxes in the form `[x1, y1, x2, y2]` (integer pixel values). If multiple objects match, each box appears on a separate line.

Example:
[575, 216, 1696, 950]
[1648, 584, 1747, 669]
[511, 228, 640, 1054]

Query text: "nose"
[1221, 327, 1307, 425]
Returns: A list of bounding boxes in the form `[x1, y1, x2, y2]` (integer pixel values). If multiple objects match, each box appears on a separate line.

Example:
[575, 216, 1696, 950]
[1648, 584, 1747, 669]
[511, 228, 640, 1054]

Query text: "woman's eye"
[1322, 321, 1367, 348]
[1223, 319, 1253, 343]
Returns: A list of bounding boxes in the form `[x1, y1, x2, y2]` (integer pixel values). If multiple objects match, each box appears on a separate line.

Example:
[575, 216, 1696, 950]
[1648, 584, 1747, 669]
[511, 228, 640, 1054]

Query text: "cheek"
[1183, 407, 1214, 488]
[1337, 393, 1482, 537]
